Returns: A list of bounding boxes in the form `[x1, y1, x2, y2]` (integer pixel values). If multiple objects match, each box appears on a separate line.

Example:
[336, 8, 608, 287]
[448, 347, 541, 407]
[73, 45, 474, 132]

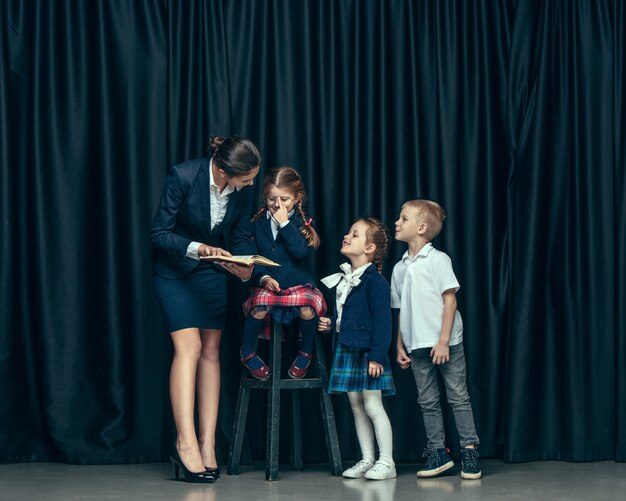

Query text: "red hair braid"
[296, 203, 320, 248]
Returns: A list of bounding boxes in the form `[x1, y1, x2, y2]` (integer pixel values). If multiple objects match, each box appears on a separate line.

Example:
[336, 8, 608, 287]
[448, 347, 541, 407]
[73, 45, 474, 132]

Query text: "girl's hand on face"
[317, 316, 332, 332]
[368, 361, 384, 378]
[262, 277, 281, 292]
[272, 198, 290, 225]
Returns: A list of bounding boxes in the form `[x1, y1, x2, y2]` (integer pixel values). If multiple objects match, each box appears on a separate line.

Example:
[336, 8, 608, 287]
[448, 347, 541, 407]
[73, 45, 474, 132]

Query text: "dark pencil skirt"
[153, 262, 228, 333]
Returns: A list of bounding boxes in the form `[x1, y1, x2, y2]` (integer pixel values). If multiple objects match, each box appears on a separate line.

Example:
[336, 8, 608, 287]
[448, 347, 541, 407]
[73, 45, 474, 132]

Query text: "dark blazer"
[250, 213, 317, 289]
[151, 157, 255, 279]
[325, 264, 392, 364]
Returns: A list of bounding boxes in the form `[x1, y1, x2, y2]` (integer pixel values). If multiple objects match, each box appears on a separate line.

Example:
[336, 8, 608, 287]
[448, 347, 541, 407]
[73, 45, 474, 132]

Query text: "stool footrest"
[227, 322, 342, 481]
[240, 377, 323, 390]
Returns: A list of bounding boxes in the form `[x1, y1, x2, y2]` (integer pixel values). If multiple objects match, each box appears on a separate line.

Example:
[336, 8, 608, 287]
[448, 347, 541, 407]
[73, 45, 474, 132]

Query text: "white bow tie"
[321, 263, 362, 305]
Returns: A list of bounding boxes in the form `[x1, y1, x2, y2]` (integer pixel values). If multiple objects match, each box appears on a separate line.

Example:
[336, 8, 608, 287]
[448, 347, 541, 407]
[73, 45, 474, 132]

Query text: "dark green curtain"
[1, 0, 624, 465]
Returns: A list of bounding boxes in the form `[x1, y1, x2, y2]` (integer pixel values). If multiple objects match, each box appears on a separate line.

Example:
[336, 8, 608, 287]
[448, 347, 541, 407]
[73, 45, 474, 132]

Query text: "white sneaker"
[364, 460, 397, 480]
[342, 459, 375, 478]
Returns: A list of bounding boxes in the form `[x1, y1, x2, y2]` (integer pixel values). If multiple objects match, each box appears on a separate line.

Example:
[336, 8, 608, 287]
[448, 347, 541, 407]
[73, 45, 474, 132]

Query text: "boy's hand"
[430, 342, 450, 365]
[261, 276, 281, 292]
[318, 316, 332, 332]
[396, 345, 411, 369]
[368, 361, 384, 378]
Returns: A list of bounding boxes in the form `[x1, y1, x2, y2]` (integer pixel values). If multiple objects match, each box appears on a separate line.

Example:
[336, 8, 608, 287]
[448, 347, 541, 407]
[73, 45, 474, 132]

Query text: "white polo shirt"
[390, 242, 463, 351]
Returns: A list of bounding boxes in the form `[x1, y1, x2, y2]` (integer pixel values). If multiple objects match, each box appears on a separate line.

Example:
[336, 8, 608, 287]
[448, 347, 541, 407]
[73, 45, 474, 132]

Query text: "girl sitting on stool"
[240, 166, 326, 379]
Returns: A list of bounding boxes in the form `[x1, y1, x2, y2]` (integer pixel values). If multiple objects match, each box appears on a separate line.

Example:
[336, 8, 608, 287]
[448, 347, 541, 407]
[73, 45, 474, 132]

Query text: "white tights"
[347, 390, 394, 463]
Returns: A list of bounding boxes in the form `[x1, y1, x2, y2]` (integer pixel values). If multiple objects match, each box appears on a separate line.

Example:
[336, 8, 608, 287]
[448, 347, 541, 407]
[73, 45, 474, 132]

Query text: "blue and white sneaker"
[416, 448, 454, 478]
[460, 447, 482, 479]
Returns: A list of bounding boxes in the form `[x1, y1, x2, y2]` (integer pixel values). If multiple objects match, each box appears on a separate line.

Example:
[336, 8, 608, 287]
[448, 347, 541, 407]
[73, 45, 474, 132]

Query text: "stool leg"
[315, 335, 343, 476]
[227, 369, 251, 475]
[266, 322, 282, 481]
[292, 390, 303, 470]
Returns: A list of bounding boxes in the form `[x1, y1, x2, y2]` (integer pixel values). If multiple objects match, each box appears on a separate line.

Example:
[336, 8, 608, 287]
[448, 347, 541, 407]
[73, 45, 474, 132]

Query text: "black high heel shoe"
[169, 452, 216, 483]
[204, 466, 221, 479]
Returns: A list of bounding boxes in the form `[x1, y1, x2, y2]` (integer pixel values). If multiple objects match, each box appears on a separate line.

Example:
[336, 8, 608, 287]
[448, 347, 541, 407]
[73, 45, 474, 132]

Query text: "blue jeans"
[410, 343, 479, 449]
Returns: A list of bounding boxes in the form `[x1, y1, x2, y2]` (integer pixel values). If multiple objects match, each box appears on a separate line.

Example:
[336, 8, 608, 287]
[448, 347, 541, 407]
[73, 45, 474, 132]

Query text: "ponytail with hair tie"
[296, 204, 320, 248]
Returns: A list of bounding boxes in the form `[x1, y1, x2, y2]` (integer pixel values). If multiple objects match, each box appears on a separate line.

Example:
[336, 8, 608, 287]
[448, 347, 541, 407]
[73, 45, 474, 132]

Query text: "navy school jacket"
[150, 157, 255, 279]
[250, 212, 317, 289]
[324, 263, 392, 364]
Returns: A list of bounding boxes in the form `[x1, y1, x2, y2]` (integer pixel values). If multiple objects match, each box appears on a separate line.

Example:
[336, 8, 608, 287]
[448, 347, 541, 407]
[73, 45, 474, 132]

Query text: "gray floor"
[1, 460, 625, 501]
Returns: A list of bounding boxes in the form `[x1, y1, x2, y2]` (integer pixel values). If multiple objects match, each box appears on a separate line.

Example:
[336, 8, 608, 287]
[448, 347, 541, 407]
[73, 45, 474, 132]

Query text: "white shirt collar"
[402, 242, 434, 263]
[344, 261, 372, 278]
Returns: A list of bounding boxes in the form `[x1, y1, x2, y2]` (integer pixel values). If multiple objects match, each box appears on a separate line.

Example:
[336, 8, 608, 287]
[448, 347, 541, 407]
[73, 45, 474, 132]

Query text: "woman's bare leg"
[170, 328, 205, 473]
[197, 328, 222, 469]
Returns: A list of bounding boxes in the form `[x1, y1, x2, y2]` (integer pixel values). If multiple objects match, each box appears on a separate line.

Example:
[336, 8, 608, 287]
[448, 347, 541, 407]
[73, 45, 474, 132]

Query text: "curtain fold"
[505, 0, 617, 461]
[1, 0, 170, 463]
[614, 0, 626, 463]
[1, 0, 624, 464]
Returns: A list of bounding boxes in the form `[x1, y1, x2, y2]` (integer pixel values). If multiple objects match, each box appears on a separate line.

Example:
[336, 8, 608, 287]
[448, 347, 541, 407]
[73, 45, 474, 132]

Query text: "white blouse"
[186, 159, 236, 259]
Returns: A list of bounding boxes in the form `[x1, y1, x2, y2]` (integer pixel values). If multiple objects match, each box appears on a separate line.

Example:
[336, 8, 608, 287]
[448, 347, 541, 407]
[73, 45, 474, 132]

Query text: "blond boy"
[392, 200, 481, 480]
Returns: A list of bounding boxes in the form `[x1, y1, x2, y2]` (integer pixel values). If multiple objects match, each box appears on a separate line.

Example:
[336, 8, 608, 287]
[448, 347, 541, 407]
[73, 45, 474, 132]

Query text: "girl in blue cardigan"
[240, 166, 326, 380]
[319, 218, 396, 480]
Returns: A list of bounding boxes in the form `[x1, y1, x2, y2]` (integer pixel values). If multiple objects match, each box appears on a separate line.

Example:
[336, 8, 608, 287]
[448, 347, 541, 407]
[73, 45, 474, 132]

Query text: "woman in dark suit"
[151, 136, 261, 482]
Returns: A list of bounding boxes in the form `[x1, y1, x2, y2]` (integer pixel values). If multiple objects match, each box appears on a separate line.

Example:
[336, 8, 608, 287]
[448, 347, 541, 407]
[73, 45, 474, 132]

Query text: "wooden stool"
[227, 321, 342, 481]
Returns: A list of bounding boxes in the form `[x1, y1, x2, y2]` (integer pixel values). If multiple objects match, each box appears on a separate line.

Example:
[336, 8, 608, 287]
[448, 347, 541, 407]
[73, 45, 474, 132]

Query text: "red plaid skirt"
[242, 284, 327, 340]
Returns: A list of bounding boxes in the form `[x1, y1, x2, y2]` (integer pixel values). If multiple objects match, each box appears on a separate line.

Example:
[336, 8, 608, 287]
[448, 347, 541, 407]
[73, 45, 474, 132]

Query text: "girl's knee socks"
[294, 316, 317, 367]
[241, 316, 265, 369]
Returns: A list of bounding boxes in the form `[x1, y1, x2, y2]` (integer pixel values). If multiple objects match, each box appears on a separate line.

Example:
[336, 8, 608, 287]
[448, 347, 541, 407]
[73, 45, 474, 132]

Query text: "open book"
[200, 255, 281, 267]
